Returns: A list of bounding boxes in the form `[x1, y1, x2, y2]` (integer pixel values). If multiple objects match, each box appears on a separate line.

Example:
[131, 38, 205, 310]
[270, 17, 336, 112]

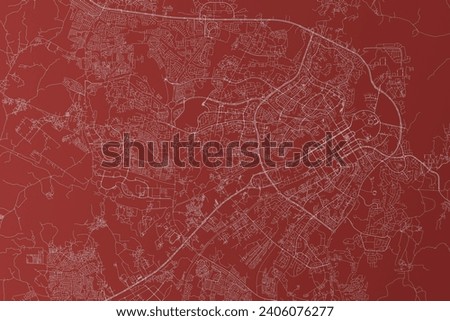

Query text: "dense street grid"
[0, 0, 449, 300]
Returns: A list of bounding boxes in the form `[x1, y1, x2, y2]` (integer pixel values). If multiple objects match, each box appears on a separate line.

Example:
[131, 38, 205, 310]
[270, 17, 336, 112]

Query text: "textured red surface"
[0, 0, 449, 300]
